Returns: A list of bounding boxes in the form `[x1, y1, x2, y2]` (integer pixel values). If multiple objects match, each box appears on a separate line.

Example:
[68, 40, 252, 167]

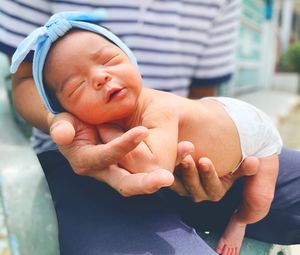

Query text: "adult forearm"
[235, 194, 273, 225]
[188, 85, 217, 99]
[11, 62, 53, 132]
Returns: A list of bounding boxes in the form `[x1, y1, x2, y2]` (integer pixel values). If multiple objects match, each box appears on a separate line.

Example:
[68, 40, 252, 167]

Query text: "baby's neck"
[110, 88, 149, 129]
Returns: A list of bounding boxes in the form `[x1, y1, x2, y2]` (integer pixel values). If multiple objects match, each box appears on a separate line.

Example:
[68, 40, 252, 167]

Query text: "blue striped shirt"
[0, 0, 241, 154]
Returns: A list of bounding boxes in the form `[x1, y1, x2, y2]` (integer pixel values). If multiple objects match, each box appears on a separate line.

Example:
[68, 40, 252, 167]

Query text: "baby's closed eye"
[67, 80, 85, 98]
[102, 53, 121, 66]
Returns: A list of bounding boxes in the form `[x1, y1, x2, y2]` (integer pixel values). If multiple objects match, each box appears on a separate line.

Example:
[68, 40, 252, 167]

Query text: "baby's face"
[44, 30, 142, 124]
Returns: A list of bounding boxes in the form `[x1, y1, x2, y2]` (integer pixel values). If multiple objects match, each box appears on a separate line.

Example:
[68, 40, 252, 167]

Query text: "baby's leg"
[216, 155, 279, 255]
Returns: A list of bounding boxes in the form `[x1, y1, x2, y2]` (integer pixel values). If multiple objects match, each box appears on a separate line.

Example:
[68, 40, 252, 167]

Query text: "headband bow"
[10, 10, 138, 114]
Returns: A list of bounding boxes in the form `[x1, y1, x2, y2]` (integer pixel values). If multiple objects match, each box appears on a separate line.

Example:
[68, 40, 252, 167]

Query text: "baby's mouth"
[105, 87, 125, 103]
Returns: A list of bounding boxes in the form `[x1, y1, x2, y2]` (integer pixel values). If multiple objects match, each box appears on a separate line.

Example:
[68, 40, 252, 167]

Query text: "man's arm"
[11, 61, 53, 132]
[188, 85, 217, 99]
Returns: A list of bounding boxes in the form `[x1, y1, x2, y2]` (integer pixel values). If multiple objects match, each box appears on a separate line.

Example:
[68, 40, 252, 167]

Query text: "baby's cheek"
[74, 104, 105, 125]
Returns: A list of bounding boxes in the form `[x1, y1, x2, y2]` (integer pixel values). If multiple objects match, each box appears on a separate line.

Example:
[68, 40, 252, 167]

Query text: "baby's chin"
[77, 113, 123, 125]
[74, 99, 138, 125]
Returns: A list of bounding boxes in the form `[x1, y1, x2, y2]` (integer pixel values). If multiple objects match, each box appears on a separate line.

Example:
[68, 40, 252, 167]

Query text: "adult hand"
[174, 154, 260, 203]
[49, 113, 178, 196]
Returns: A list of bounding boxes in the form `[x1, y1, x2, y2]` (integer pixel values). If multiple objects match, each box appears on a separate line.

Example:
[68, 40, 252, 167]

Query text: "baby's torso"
[178, 97, 243, 176]
[179, 96, 282, 175]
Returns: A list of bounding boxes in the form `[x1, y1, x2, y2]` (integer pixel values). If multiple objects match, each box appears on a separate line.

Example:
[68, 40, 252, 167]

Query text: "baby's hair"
[43, 80, 65, 113]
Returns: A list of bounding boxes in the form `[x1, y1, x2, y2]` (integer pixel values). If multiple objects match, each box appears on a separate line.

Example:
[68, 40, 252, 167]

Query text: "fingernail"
[50, 122, 60, 132]
[134, 133, 146, 143]
[182, 152, 189, 159]
[201, 163, 209, 172]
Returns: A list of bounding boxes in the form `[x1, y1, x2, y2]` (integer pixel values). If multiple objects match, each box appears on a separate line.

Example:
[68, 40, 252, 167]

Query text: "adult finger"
[97, 126, 149, 166]
[100, 166, 174, 197]
[232, 156, 260, 179]
[170, 141, 195, 196]
[97, 123, 124, 143]
[177, 155, 206, 202]
[198, 157, 228, 202]
[169, 176, 189, 196]
[68, 126, 150, 175]
[50, 112, 77, 145]
[176, 141, 194, 165]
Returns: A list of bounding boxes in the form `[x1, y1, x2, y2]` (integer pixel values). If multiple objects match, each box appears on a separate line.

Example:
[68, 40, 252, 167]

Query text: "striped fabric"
[0, 0, 241, 154]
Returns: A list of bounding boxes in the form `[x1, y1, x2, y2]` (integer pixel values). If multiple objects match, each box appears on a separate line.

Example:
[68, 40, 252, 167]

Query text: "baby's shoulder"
[140, 90, 180, 121]
[143, 88, 180, 108]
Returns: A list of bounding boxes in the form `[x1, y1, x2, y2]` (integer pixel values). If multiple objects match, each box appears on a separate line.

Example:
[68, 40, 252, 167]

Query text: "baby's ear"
[97, 123, 125, 143]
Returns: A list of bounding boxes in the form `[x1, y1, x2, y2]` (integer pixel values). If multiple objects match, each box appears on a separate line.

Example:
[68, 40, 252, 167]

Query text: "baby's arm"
[98, 111, 179, 174]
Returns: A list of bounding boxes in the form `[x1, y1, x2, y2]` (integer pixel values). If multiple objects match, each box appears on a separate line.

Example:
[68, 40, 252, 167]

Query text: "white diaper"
[211, 97, 283, 162]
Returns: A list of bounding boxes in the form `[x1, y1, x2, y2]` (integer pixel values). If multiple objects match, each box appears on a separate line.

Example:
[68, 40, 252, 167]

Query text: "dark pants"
[38, 148, 300, 255]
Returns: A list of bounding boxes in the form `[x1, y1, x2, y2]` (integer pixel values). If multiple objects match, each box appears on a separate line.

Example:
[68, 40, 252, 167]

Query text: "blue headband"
[10, 10, 138, 114]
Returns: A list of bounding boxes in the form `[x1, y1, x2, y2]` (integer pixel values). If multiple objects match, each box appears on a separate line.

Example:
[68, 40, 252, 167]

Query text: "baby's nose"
[93, 72, 112, 90]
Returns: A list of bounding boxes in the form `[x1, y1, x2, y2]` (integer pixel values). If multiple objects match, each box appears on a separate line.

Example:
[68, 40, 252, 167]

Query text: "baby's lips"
[104, 87, 124, 103]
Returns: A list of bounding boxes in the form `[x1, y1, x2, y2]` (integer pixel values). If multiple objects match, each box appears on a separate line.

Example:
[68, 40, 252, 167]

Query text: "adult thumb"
[50, 113, 76, 145]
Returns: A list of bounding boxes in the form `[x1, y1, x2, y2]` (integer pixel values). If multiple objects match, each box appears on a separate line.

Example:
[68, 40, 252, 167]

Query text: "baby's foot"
[215, 216, 246, 255]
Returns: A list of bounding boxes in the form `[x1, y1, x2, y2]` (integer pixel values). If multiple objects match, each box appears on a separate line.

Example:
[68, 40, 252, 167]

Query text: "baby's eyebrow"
[91, 45, 114, 60]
